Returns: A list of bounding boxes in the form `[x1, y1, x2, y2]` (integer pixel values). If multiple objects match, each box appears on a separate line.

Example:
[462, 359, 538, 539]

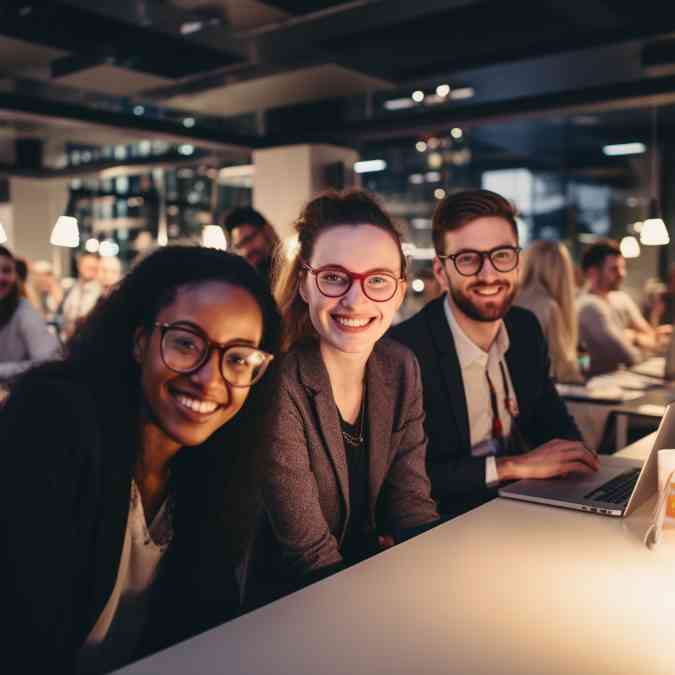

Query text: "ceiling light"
[434, 188, 446, 200]
[640, 217, 670, 245]
[84, 238, 99, 253]
[133, 105, 145, 116]
[409, 174, 424, 184]
[99, 240, 119, 257]
[451, 127, 463, 139]
[180, 20, 204, 35]
[620, 236, 640, 258]
[640, 108, 670, 246]
[411, 90, 425, 103]
[0, 222, 7, 244]
[50, 216, 79, 248]
[425, 171, 441, 182]
[415, 141, 427, 152]
[449, 87, 475, 100]
[354, 159, 387, 174]
[436, 84, 451, 97]
[384, 98, 415, 111]
[602, 142, 646, 156]
[201, 225, 227, 250]
[183, 117, 196, 128]
[412, 278, 425, 293]
[178, 144, 194, 155]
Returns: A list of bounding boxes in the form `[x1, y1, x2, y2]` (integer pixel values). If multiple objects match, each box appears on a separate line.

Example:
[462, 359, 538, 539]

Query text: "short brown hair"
[581, 238, 621, 272]
[432, 189, 518, 254]
[274, 189, 406, 351]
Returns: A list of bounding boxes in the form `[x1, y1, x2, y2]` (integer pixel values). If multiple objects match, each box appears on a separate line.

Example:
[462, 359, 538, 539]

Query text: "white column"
[252, 144, 359, 241]
[9, 177, 71, 275]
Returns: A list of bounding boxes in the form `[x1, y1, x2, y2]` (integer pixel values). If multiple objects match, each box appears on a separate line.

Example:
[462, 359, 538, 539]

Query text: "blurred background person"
[61, 251, 102, 339]
[514, 241, 583, 383]
[576, 239, 666, 374]
[641, 277, 668, 328]
[13, 255, 41, 310]
[0, 245, 60, 384]
[99, 256, 123, 296]
[31, 259, 64, 324]
[224, 206, 279, 287]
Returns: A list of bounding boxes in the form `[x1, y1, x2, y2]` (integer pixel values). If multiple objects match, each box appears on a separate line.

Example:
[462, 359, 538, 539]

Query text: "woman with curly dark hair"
[1, 245, 281, 674]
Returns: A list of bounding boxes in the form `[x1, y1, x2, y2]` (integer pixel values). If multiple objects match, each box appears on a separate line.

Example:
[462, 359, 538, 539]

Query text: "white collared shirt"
[443, 296, 517, 485]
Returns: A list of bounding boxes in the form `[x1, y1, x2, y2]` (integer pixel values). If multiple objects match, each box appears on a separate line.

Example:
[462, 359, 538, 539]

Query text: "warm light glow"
[285, 234, 300, 261]
[436, 84, 451, 97]
[415, 141, 427, 152]
[449, 86, 475, 100]
[50, 216, 79, 248]
[0, 222, 7, 244]
[411, 90, 425, 103]
[451, 127, 463, 139]
[633, 221, 643, 233]
[412, 278, 425, 293]
[620, 236, 640, 258]
[640, 218, 670, 245]
[85, 238, 100, 253]
[99, 240, 119, 257]
[383, 98, 415, 111]
[434, 188, 446, 200]
[602, 142, 646, 156]
[201, 225, 227, 250]
[353, 159, 387, 174]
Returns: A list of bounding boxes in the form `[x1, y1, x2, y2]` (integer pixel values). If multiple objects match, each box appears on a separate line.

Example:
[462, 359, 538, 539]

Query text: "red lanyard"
[485, 362, 515, 453]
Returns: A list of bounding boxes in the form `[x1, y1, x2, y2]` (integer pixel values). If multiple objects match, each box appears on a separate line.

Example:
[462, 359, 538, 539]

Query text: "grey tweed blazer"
[260, 337, 439, 575]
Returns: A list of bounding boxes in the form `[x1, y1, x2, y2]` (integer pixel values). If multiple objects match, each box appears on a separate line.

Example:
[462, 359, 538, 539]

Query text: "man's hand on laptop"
[495, 439, 599, 481]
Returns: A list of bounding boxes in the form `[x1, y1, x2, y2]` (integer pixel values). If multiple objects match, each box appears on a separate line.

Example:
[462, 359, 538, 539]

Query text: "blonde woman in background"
[514, 240, 583, 383]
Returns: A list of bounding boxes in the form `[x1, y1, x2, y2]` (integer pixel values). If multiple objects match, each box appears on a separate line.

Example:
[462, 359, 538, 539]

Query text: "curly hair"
[33, 245, 281, 558]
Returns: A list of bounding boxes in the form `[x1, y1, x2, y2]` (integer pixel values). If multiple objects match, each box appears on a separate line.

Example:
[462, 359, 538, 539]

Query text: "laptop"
[498, 402, 675, 517]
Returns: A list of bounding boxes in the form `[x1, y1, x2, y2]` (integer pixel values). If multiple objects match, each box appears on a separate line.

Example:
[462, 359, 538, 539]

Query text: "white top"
[77, 482, 172, 675]
[443, 296, 516, 485]
[115, 433, 675, 675]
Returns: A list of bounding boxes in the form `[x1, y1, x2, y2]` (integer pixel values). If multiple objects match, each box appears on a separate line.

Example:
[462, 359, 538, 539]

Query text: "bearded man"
[390, 189, 596, 517]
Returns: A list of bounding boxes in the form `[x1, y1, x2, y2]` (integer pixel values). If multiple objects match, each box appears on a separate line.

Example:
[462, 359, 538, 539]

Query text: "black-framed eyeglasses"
[302, 261, 404, 302]
[154, 322, 273, 387]
[438, 245, 521, 277]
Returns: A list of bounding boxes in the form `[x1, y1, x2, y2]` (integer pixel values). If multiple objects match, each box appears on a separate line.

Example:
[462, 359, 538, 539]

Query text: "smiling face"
[301, 224, 406, 357]
[134, 280, 264, 453]
[0, 254, 17, 301]
[433, 216, 519, 323]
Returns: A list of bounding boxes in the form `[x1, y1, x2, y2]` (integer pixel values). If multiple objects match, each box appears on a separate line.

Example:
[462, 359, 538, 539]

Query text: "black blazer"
[0, 368, 242, 674]
[390, 295, 581, 516]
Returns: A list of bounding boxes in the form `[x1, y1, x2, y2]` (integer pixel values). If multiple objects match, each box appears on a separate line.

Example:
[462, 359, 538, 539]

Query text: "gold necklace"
[340, 384, 366, 447]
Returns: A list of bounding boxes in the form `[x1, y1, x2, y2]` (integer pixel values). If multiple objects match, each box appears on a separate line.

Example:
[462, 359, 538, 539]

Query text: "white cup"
[657, 449, 675, 525]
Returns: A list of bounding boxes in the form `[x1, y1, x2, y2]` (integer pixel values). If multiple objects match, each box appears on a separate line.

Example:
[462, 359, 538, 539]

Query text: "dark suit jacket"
[390, 295, 581, 516]
[0, 369, 242, 674]
[259, 337, 439, 578]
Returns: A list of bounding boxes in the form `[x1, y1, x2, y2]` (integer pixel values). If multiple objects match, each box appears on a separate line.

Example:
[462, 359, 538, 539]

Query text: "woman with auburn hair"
[1, 246, 281, 674]
[254, 189, 438, 599]
[514, 240, 582, 383]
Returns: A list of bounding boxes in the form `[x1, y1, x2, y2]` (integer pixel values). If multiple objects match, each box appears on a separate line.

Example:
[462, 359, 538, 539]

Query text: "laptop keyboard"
[584, 468, 641, 504]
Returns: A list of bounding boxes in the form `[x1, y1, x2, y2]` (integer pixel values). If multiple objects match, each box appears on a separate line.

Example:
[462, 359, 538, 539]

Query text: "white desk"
[117, 432, 675, 675]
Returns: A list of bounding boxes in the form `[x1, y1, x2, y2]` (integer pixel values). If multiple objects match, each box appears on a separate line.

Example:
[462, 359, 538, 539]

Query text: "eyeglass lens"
[453, 247, 518, 275]
[161, 327, 268, 386]
[316, 269, 397, 301]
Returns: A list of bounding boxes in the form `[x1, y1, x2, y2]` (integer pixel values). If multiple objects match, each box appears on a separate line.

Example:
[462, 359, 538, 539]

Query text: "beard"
[449, 279, 517, 322]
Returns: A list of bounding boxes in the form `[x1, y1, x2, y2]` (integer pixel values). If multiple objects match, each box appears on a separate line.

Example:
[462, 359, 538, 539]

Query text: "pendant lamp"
[201, 225, 227, 250]
[50, 216, 80, 248]
[641, 107, 670, 246]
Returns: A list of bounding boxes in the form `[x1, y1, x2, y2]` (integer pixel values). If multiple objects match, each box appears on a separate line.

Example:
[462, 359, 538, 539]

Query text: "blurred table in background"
[558, 367, 675, 452]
